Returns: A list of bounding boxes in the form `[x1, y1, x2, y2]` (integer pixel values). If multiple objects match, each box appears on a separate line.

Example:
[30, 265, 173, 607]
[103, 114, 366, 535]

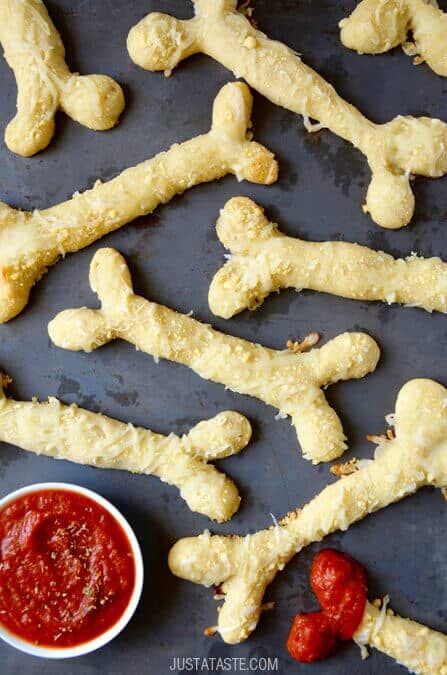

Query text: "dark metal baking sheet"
[0, 1, 446, 673]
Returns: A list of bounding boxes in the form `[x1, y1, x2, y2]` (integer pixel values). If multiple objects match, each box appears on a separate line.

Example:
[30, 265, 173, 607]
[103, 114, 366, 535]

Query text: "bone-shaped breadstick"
[340, 0, 447, 77]
[0, 82, 277, 324]
[0, 373, 252, 522]
[209, 197, 447, 318]
[47, 248, 380, 464]
[168, 378, 447, 644]
[127, 0, 447, 230]
[355, 599, 447, 674]
[0, 0, 125, 156]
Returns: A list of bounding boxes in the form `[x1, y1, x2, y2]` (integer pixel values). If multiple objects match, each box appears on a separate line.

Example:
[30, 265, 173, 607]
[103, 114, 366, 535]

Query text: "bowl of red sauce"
[0, 482, 144, 658]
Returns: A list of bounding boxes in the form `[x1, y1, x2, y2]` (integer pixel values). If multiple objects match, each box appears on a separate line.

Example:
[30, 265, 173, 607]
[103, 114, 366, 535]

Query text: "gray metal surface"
[0, 1, 446, 673]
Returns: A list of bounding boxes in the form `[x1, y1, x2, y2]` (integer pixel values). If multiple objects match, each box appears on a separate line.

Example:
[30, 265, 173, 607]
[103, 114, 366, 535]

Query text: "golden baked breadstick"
[340, 0, 447, 77]
[0, 82, 277, 324]
[48, 248, 380, 464]
[355, 600, 447, 674]
[209, 197, 447, 318]
[0, 0, 125, 156]
[0, 373, 251, 522]
[168, 379, 447, 644]
[127, 0, 447, 230]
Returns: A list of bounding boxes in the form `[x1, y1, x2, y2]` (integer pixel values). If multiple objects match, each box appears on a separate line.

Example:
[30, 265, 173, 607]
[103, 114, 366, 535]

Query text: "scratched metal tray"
[1, 1, 446, 674]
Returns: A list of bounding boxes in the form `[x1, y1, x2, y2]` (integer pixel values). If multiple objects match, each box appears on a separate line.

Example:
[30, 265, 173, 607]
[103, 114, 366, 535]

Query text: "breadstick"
[168, 379, 447, 643]
[0, 374, 252, 522]
[0, 0, 125, 156]
[340, 0, 447, 77]
[47, 248, 380, 464]
[0, 82, 277, 324]
[355, 600, 447, 674]
[127, 0, 447, 230]
[209, 197, 447, 318]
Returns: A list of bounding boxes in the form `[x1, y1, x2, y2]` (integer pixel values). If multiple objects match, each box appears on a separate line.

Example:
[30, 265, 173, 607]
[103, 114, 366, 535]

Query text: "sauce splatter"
[287, 549, 367, 662]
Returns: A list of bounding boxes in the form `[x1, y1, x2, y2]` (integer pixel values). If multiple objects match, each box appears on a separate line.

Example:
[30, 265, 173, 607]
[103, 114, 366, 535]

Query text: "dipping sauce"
[0, 489, 136, 648]
[287, 549, 367, 663]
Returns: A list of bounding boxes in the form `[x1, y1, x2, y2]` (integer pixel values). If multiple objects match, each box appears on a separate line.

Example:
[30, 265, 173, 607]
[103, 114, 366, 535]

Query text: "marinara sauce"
[287, 549, 367, 662]
[0, 489, 136, 647]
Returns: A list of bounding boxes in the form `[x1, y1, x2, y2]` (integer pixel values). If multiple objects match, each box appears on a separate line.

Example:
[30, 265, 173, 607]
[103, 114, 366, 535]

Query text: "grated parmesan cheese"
[269, 512, 281, 544]
[353, 634, 370, 660]
[385, 413, 396, 426]
[372, 595, 390, 639]
[303, 115, 326, 133]
[402, 41, 419, 57]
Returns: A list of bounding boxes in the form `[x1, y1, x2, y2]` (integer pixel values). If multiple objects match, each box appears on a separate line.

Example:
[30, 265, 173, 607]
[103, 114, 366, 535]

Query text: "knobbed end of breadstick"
[211, 83, 278, 185]
[340, 0, 447, 77]
[339, 0, 409, 54]
[181, 473, 241, 523]
[391, 116, 447, 178]
[310, 332, 380, 386]
[5, 113, 56, 158]
[89, 248, 134, 309]
[49, 249, 133, 351]
[186, 411, 252, 460]
[215, 582, 266, 644]
[127, 12, 197, 72]
[235, 141, 279, 184]
[169, 532, 233, 586]
[289, 333, 377, 461]
[394, 379, 447, 457]
[216, 197, 278, 252]
[212, 83, 254, 142]
[61, 74, 125, 130]
[413, 10, 447, 77]
[169, 529, 272, 643]
[170, 534, 266, 643]
[48, 308, 112, 352]
[209, 258, 268, 319]
[0, 268, 33, 324]
[291, 388, 348, 464]
[367, 114, 447, 228]
[180, 411, 251, 521]
[365, 170, 415, 229]
[209, 197, 281, 318]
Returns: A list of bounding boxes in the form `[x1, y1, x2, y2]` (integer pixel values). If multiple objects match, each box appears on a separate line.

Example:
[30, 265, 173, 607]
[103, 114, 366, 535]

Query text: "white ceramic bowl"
[0, 482, 144, 659]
